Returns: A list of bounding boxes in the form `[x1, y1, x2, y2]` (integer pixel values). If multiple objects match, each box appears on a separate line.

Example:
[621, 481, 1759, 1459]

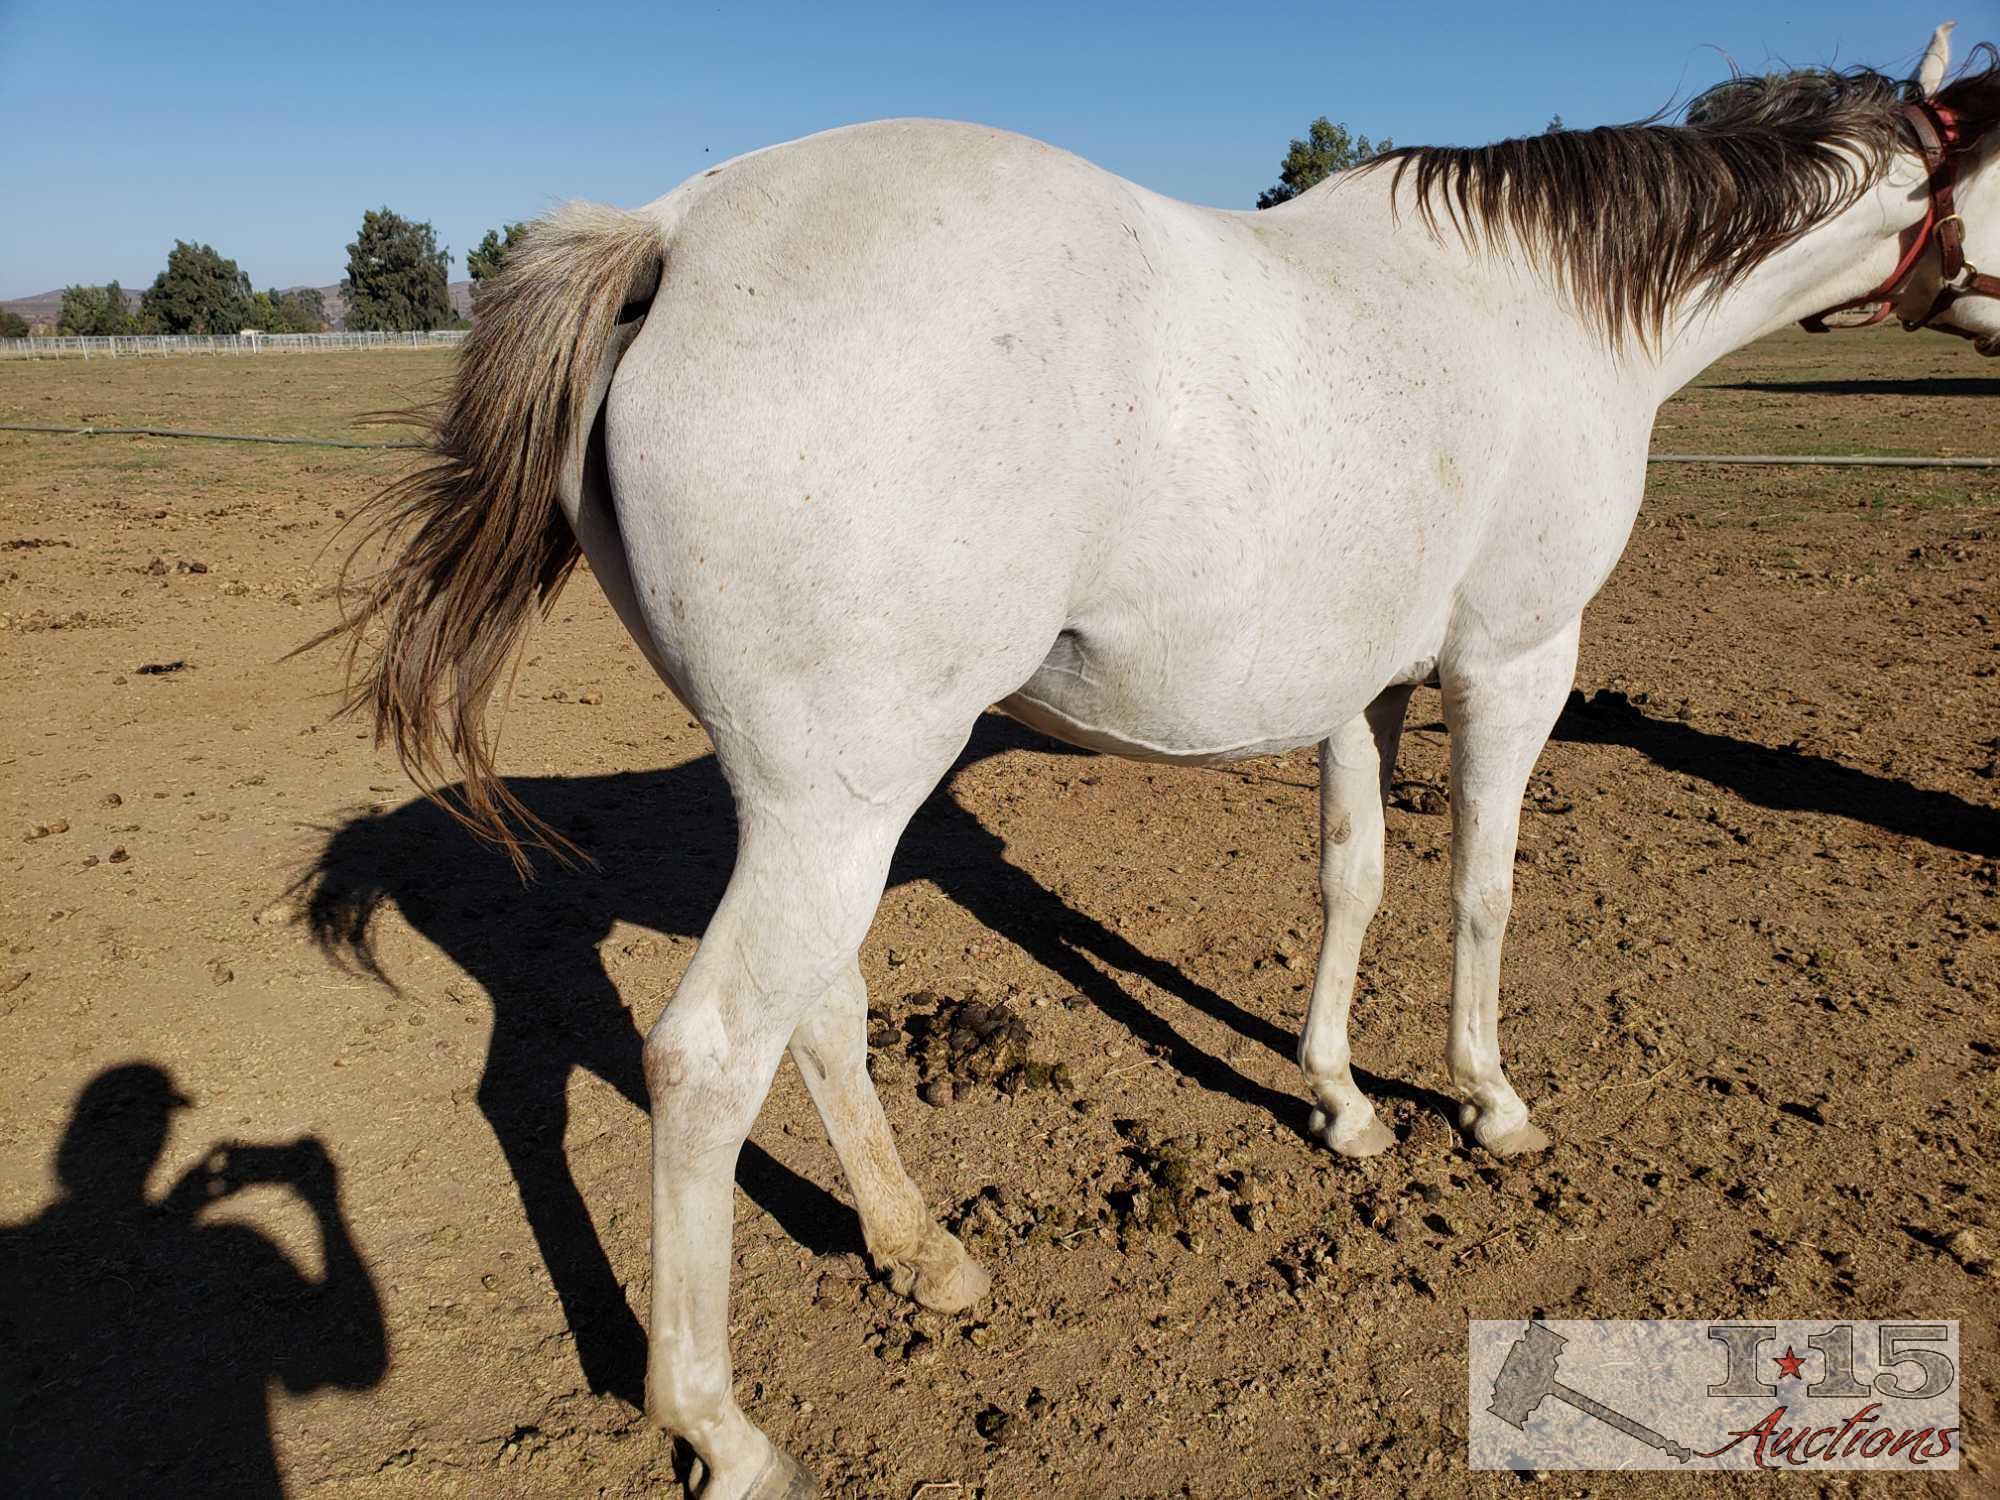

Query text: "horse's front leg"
[1438, 623, 1579, 1157]
[1300, 686, 1411, 1157]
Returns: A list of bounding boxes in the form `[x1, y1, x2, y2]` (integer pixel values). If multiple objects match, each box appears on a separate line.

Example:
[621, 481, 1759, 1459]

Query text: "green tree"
[1545, 114, 1566, 133]
[1255, 118, 1392, 209]
[0, 310, 30, 338]
[466, 221, 529, 285]
[343, 208, 452, 331]
[58, 282, 135, 335]
[243, 286, 328, 333]
[139, 243, 253, 333]
[278, 286, 328, 332]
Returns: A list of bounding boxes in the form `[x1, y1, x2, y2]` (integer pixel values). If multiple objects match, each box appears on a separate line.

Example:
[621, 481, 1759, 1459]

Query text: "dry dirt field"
[1, 331, 1995, 1499]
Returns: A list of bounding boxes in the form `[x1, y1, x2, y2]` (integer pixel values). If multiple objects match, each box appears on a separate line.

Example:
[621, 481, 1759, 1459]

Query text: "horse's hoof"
[743, 1448, 819, 1500]
[1478, 1118, 1552, 1158]
[1309, 1106, 1395, 1159]
[914, 1251, 991, 1313]
[885, 1226, 990, 1314]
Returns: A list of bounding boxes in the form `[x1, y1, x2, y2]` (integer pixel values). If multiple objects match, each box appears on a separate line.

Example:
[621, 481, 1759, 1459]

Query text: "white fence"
[0, 330, 468, 360]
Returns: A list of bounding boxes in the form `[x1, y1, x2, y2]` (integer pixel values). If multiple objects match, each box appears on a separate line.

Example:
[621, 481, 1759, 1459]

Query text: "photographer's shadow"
[0, 1064, 385, 1498]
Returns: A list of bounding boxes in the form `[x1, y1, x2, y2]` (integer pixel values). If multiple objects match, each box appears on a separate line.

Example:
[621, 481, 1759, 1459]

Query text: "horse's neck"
[1647, 153, 1930, 396]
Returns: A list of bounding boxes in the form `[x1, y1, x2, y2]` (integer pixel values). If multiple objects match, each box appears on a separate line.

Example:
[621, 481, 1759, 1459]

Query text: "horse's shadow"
[300, 714, 1360, 1411]
[1714, 376, 2000, 398]
[1551, 689, 1999, 859]
[300, 692, 1996, 1411]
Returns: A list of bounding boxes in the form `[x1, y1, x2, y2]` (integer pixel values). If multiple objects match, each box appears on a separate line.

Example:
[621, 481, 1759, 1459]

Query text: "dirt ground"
[0, 330, 1994, 1499]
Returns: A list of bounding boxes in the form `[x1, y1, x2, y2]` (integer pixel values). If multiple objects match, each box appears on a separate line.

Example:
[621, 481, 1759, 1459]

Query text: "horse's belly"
[998, 613, 1435, 765]
[996, 685, 1327, 765]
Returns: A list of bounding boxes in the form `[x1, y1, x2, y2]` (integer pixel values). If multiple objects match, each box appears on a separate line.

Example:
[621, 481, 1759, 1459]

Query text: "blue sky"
[0, 2, 1966, 297]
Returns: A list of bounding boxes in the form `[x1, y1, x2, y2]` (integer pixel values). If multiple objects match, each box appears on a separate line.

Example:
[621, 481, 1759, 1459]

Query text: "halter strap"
[1801, 98, 2000, 339]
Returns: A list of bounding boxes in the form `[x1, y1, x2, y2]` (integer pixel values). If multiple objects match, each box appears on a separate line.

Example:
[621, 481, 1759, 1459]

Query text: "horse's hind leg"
[643, 789, 929, 1500]
[1439, 622, 1579, 1157]
[1300, 686, 1411, 1157]
[789, 965, 989, 1311]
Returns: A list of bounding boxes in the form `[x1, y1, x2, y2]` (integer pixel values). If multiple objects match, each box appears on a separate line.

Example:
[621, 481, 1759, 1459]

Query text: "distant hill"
[0, 280, 474, 332]
[0, 287, 131, 329]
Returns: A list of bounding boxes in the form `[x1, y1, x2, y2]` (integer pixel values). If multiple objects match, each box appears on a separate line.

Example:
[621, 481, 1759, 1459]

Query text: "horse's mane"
[1366, 45, 2000, 348]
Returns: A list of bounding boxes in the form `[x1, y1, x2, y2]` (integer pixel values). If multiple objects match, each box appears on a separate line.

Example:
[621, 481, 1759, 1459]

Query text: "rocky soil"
[0, 334, 1994, 1497]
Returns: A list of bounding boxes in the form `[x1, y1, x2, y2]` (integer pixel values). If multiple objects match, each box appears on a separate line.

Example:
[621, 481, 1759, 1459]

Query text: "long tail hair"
[304, 203, 662, 870]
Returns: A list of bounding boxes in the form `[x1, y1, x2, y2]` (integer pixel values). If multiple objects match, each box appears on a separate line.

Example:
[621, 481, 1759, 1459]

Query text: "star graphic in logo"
[1774, 1346, 1808, 1381]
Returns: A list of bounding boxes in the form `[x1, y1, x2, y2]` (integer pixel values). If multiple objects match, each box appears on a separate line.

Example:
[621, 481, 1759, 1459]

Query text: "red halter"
[1800, 98, 2000, 341]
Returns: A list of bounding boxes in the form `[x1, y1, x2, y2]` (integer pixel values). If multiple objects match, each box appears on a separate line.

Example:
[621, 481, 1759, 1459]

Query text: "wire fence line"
[3, 421, 1996, 468]
[0, 330, 467, 360]
[1648, 452, 1998, 468]
[0, 422, 426, 450]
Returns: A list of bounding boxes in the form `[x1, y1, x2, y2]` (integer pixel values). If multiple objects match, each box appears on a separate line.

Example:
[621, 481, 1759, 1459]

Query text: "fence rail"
[0, 330, 468, 360]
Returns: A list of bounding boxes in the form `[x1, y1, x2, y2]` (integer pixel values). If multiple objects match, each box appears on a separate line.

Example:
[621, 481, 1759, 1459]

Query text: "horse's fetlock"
[1299, 1032, 1351, 1084]
[1446, 1045, 1486, 1094]
[646, 1367, 730, 1441]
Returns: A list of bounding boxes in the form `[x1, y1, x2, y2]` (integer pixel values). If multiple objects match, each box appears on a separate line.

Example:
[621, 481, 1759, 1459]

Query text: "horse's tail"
[306, 202, 665, 870]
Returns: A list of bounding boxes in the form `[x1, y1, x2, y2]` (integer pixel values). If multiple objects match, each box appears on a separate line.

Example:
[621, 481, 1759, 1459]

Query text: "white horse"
[321, 24, 1998, 1497]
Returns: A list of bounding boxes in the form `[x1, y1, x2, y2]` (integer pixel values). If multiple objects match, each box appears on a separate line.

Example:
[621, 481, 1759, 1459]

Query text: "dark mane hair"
[1366, 44, 2000, 348]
